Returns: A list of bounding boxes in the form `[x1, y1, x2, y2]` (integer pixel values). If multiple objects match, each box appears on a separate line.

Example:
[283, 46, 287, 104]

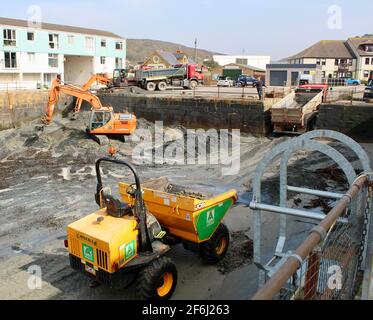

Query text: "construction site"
[0, 69, 373, 301]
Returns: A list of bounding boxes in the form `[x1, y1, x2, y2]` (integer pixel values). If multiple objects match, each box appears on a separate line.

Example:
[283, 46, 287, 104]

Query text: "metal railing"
[250, 130, 373, 300]
[0, 81, 44, 91]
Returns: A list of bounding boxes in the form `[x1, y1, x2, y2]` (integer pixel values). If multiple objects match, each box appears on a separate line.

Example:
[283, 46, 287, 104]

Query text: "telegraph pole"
[194, 38, 198, 63]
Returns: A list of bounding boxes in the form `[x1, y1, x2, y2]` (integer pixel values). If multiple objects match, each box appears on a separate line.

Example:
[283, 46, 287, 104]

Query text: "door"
[270, 71, 288, 86]
[291, 72, 299, 86]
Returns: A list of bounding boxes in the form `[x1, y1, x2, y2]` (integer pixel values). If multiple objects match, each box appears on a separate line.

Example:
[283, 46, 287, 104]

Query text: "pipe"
[249, 202, 348, 224]
[287, 186, 344, 200]
[252, 175, 368, 300]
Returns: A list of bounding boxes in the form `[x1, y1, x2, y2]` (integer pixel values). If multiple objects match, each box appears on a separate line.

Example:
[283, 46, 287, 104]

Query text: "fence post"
[304, 251, 321, 300]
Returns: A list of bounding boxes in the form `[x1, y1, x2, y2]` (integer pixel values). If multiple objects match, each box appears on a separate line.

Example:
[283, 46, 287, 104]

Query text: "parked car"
[236, 75, 258, 87]
[346, 78, 361, 86]
[364, 79, 373, 102]
[217, 76, 234, 87]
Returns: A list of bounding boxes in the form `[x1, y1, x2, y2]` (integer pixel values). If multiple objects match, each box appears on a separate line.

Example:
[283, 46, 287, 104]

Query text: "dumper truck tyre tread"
[200, 223, 230, 264]
[135, 256, 177, 300]
[146, 82, 156, 92]
[158, 81, 167, 91]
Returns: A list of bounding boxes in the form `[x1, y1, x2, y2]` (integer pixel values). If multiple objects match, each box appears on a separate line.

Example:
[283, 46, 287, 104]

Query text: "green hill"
[126, 39, 222, 64]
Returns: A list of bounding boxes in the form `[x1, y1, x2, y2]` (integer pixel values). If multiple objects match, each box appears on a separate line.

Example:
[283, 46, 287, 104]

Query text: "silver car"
[217, 76, 234, 87]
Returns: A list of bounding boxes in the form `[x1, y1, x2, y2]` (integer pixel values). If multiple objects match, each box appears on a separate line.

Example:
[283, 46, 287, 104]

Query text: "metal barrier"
[250, 130, 373, 300]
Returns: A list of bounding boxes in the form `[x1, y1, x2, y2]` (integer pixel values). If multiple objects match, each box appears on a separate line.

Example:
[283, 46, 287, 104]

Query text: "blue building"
[0, 17, 126, 89]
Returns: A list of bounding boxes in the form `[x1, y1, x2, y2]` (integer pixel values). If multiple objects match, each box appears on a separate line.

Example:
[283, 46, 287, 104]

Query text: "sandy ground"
[0, 113, 370, 300]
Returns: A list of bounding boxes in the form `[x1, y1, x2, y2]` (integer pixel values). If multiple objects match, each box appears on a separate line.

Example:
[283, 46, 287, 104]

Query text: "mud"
[217, 231, 253, 275]
[0, 111, 372, 300]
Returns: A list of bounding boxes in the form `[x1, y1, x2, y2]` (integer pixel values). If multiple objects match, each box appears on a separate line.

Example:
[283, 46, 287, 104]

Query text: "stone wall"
[98, 94, 271, 135]
[0, 90, 72, 129]
[317, 103, 373, 141]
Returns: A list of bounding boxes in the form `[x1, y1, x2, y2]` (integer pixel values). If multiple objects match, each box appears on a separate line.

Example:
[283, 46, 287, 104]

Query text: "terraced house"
[286, 38, 373, 82]
[0, 17, 126, 89]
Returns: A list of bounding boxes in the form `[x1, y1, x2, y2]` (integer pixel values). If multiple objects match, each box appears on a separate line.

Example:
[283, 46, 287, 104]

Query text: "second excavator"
[41, 75, 137, 143]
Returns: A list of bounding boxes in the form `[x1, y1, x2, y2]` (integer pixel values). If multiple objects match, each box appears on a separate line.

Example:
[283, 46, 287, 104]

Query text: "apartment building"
[0, 17, 126, 89]
[286, 40, 356, 81]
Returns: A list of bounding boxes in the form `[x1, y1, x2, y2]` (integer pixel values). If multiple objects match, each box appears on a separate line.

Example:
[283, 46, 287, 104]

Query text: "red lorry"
[130, 64, 205, 91]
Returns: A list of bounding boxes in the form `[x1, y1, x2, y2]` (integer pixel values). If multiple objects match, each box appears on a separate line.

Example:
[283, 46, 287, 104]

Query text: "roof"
[224, 63, 265, 72]
[0, 16, 123, 39]
[287, 40, 354, 59]
[348, 37, 373, 56]
[156, 50, 179, 66]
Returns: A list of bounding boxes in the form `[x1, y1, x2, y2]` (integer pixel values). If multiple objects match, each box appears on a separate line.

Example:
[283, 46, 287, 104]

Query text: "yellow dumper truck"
[65, 156, 237, 299]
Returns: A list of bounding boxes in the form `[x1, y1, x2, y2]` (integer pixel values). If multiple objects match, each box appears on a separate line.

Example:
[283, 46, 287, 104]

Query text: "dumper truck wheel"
[158, 81, 167, 91]
[200, 223, 230, 264]
[146, 82, 156, 92]
[135, 256, 177, 300]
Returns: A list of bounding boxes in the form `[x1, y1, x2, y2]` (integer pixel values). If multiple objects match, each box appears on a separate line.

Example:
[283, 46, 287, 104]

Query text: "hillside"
[126, 39, 223, 64]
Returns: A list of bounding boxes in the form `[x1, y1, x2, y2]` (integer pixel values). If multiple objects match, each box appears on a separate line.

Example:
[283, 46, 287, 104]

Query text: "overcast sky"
[1, 0, 371, 60]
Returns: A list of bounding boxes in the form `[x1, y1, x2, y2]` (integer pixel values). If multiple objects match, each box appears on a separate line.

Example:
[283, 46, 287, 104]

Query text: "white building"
[213, 55, 271, 71]
[0, 16, 126, 89]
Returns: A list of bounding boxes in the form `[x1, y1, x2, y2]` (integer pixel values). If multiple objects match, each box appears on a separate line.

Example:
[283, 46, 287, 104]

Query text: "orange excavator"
[72, 73, 112, 117]
[41, 76, 137, 140]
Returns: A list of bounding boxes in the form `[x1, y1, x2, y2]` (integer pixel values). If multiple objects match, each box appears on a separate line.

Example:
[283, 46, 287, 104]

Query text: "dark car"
[364, 80, 373, 102]
[236, 75, 258, 87]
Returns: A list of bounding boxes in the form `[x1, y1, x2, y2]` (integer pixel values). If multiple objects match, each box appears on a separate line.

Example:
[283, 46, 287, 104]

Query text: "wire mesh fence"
[253, 178, 372, 300]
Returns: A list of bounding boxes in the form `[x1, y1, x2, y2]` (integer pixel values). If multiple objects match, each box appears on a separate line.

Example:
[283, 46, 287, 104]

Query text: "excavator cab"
[89, 110, 113, 130]
[112, 69, 128, 87]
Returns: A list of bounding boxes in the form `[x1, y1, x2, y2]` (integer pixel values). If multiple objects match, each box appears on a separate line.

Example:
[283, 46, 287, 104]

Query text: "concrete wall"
[0, 90, 72, 129]
[317, 103, 373, 141]
[98, 94, 272, 135]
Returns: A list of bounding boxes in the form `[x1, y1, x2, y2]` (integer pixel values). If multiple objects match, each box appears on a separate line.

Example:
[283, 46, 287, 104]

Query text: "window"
[321, 59, 326, 66]
[86, 37, 94, 51]
[4, 52, 17, 68]
[115, 41, 123, 50]
[364, 70, 370, 78]
[316, 58, 321, 65]
[100, 56, 106, 65]
[236, 58, 248, 65]
[348, 59, 353, 66]
[335, 59, 339, 66]
[322, 71, 326, 78]
[3, 29, 16, 46]
[101, 39, 106, 47]
[68, 35, 75, 45]
[365, 45, 373, 52]
[366, 58, 370, 65]
[27, 52, 35, 63]
[49, 34, 59, 49]
[48, 54, 59, 68]
[346, 72, 352, 78]
[115, 57, 123, 69]
[27, 32, 34, 41]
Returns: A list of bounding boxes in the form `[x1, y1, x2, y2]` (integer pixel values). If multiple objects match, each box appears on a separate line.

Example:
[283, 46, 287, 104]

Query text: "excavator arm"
[42, 78, 105, 125]
[74, 74, 112, 115]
